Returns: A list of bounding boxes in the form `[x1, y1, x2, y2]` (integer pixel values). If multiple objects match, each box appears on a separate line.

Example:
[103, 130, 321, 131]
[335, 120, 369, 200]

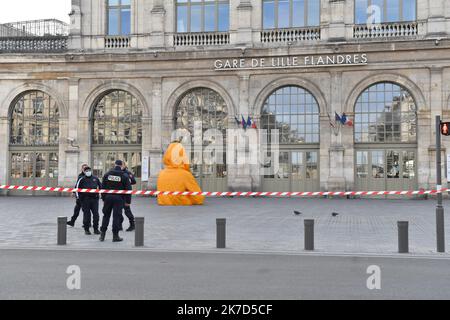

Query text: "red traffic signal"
[441, 122, 450, 136]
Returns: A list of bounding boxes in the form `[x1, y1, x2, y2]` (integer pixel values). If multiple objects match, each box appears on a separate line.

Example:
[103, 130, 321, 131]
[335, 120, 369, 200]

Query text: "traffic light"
[441, 122, 450, 136]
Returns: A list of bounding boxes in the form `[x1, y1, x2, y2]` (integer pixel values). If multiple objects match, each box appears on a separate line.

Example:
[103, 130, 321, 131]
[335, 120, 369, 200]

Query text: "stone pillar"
[427, 0, 447, 37]
[62, 79, 81, 187]
[228, 74, 253, 191]
[149, 78, 163, 189]
[233, 1, 253, 46]
[326, 71, 346, 191]
[150, 0, 166, 49]
[425, 67, 445, 188]
[68, 0, 82, 50]
[324, 0, 347, 42]
[0, 117, 8, 190]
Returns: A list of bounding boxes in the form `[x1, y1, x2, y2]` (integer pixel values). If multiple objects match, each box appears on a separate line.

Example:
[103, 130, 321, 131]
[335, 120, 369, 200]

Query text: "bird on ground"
[294, 211, 302, 216]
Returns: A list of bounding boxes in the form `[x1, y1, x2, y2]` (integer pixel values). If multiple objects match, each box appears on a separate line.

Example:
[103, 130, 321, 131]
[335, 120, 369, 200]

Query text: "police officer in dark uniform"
[100, 160, 131, 242]
[67, 164, 88, 227]
[121, 163, 136, 232]
[77, 166, 102, 235]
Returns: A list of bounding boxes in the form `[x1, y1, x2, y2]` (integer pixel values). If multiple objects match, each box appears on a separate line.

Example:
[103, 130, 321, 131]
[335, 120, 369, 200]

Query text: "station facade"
[1, 0, 450, 193]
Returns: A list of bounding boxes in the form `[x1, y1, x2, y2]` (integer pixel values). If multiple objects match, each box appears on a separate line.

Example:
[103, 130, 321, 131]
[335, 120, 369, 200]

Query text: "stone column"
[62, 79, 81, 187]
[148, 77, 163, 189]
[68, 0, 82, 50]
[233, 1, 253, 46]
[150, 0, 166, 49]
[326, 71, 347, 191]
[228, 74, 254, 191]
[0, 117, 8, 191]
[426, 0, 447, 37]
[425, 67, 444, 188]
[324, 0, 347, 42]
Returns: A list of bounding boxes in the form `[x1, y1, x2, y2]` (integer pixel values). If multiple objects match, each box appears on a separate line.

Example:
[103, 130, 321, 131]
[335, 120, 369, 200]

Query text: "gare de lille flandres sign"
[214, 53, 368, 71]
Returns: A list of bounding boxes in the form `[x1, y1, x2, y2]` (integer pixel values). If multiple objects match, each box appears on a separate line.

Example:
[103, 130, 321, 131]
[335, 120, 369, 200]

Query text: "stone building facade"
[1, 0, 450, 193]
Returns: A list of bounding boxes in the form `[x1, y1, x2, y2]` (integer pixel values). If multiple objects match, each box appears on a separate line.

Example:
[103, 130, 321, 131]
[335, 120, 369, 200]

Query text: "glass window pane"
[191, 4, 202, 32]
[354, 83, 417, 143]
[307, 0, 320, 26]
[293, 0, 305, 27]
[386, 0, 400, 22]
[263, 1, 275, 29]
[218, 3, 229, 31]
[177, 5, 188, 32]
[355, 0, 368, 24]
[403, 0, 416, 21]
[121, 8, 131, 35]
[371, 0, 384, 22]
[204, 4, 215, 32]
[278, 0, 290, 29]
[108, 8, 119, 35]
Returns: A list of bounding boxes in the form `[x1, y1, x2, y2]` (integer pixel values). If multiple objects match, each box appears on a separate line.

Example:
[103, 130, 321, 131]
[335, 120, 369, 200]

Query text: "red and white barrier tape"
[0, 184, 447, 197]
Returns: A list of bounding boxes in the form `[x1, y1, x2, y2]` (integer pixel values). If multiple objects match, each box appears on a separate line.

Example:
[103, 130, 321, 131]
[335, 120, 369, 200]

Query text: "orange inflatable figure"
[157, 142, 205, 206]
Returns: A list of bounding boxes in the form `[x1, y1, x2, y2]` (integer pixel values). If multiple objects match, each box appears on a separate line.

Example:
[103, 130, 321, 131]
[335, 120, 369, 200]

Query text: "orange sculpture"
[157, 142, 205, 206]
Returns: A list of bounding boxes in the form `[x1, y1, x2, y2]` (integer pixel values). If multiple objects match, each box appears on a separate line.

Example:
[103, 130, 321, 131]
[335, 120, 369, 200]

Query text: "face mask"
[85, 171, 92, 177]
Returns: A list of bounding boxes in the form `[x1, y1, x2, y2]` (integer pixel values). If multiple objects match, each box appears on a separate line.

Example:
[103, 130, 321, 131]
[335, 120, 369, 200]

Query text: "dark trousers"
[70, 198, 82, 222]
[101, 195, 124, 234]
[121, 195, 135, 227]
[81, 197, 99, 230]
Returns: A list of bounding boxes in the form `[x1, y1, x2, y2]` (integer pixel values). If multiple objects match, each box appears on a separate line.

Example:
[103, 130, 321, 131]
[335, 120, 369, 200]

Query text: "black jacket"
[102, 166, 131, 200]
[123, 169, 137, 188]
[77, 175, 102, 200]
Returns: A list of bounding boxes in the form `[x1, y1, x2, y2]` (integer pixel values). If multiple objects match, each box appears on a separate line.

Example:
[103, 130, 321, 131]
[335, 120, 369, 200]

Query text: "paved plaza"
[0, 195, 449, 255]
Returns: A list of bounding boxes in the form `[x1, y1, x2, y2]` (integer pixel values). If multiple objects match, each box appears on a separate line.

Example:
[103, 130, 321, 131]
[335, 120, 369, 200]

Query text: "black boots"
[67, 220, 75, 227]
[84, 228, 92, 235]
[93, 228, 101, 235]
[112, 233, 123, 242]
[99, 232, 123, 242]
[126, 223, 135, 232]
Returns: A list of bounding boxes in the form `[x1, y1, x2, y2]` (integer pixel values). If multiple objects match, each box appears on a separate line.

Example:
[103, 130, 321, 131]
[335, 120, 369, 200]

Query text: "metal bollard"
[398, 221, 409, 253]
[135, 217, 145, 247]
[216, 218, 226, 249]
[304, 219, 314, 251]
[57, 217, 67, 246]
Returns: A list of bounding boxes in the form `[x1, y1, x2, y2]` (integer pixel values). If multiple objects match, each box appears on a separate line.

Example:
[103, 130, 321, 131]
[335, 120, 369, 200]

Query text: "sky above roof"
[0, 0, 71, 24]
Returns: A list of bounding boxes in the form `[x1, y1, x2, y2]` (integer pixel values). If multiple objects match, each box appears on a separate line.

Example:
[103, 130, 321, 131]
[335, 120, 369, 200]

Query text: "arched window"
[174, 87, 229, 191]
[261, 86, 320, 144]
[9, 91, 60, 188]
[175, 87, 228, 134]
[354, 82, 418, 191]
[10, 91, 59, 146]
[91, 90, 143, 184]
[260, 85, 320, 192]
[92, 90, 142, 145]
[354, 82, 417, 143]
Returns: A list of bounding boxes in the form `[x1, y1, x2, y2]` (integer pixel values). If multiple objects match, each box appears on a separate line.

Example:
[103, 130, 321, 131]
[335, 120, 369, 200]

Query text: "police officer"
[121, 163, 136, 232]
[67, 164, 88, 227]
[77, 166, 102, 235]
[100, 160, 131, 242]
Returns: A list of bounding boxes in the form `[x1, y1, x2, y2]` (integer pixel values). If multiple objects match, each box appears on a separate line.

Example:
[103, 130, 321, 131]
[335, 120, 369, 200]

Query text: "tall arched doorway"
[9, 91, 59, 190]
[261, 85, 320, 192]
[354, 82, 417, 191]
[174, 87, 228, 191]
[91, 90, 143, 188]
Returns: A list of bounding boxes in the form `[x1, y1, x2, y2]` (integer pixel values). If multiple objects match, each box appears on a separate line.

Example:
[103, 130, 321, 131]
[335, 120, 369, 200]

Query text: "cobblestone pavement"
[1, 195, 450, 255]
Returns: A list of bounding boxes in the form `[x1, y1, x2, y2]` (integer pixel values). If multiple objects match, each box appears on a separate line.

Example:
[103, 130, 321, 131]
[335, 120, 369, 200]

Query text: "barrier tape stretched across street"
[0, 184, 447, 197]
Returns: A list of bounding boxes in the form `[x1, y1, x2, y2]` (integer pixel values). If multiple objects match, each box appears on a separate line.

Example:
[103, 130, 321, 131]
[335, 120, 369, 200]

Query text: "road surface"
[1, 248, 450, 300]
